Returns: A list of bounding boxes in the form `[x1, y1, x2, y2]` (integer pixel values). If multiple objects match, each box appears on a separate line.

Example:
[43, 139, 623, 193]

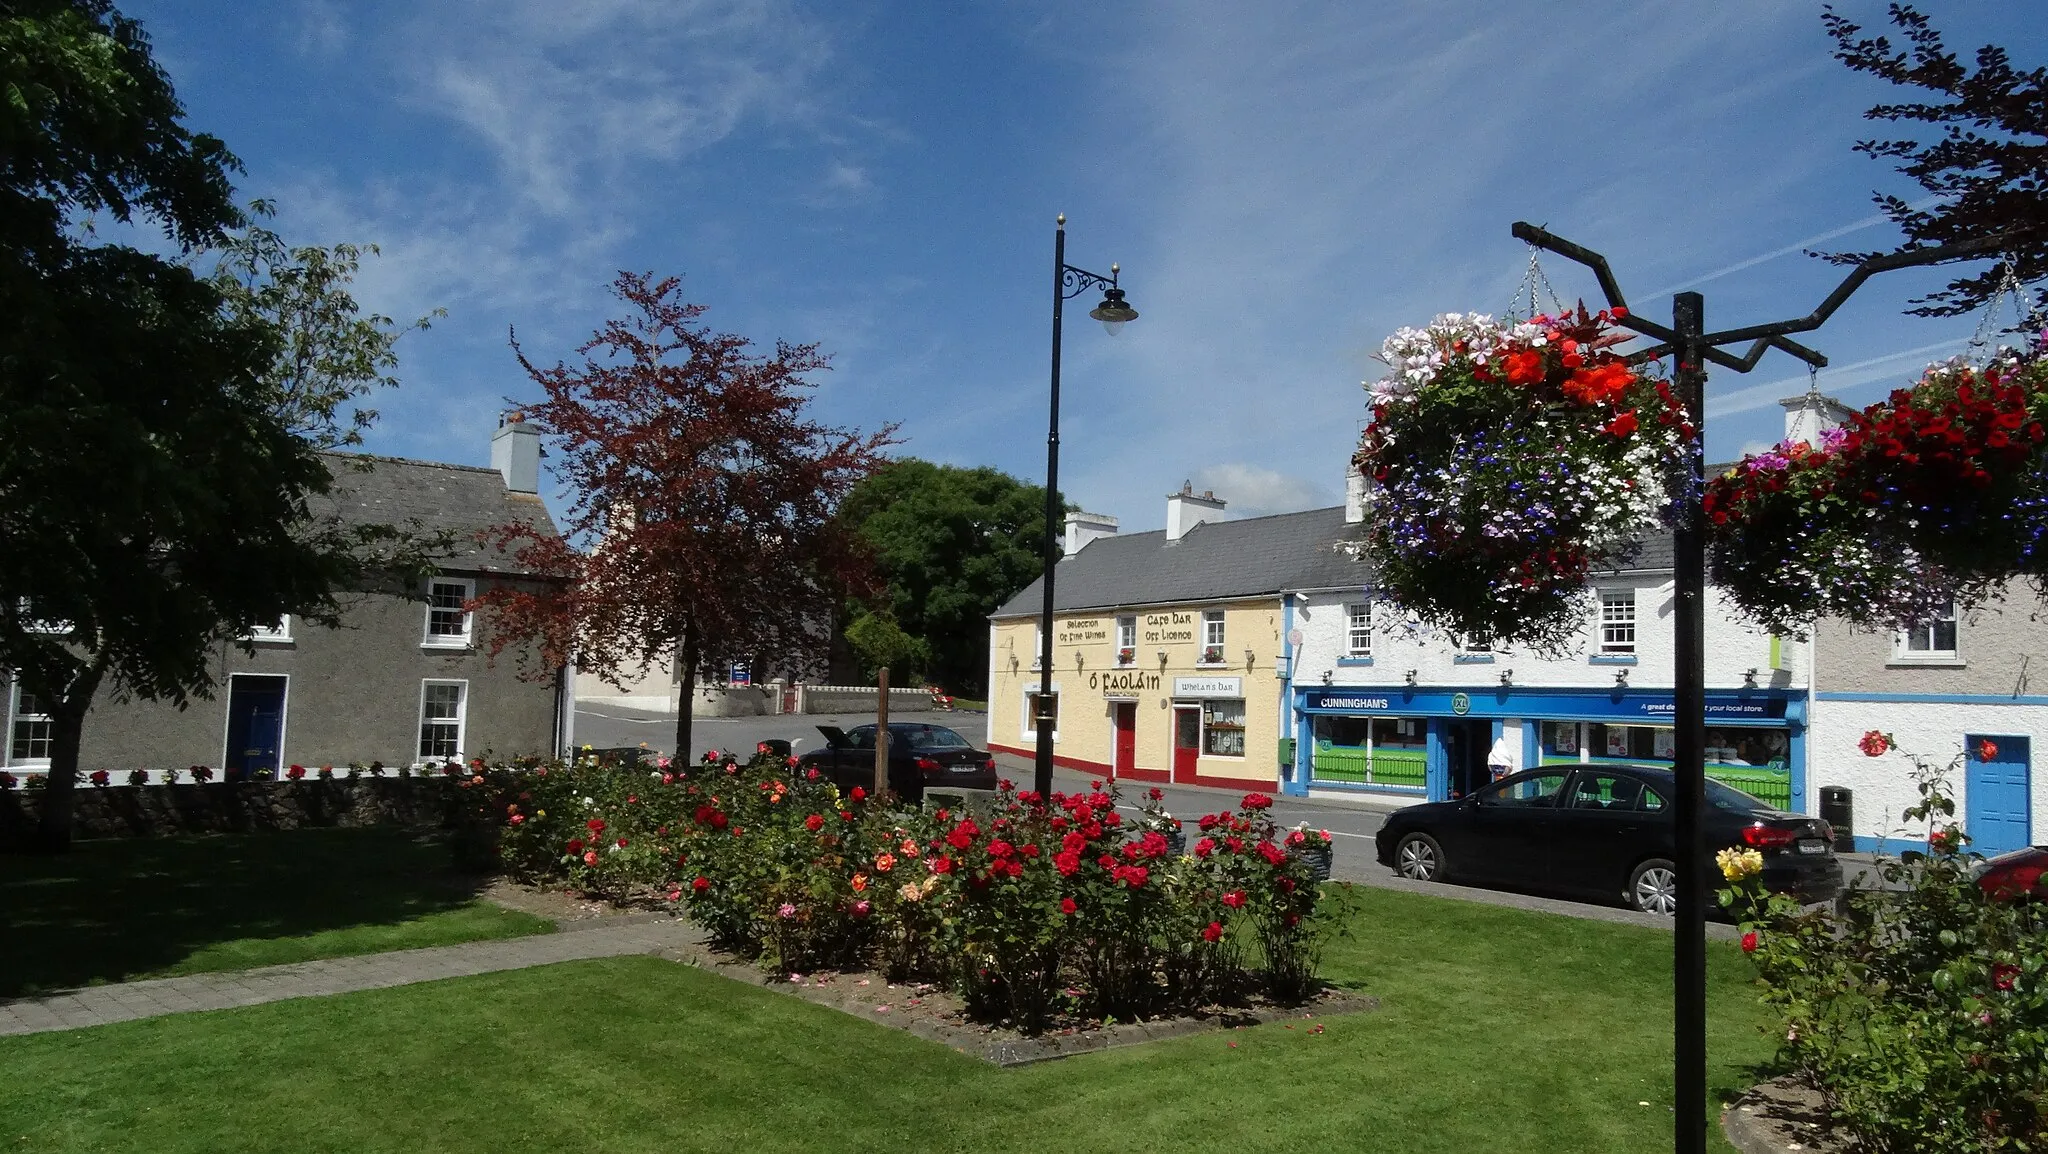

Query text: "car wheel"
[1394, 833, 1446, 882]
[1627, 858, 1679, 915]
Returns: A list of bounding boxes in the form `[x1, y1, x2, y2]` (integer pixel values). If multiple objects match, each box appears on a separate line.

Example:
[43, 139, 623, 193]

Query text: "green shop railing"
[1312, 743, 1427, 789]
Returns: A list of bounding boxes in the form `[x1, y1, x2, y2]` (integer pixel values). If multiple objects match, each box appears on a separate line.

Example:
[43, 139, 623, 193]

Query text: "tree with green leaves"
[834, 459, 1059, 698]
[1823, 4, 2046, 318]
[203, 202, 444, 450]
[1, 1, 438, 849]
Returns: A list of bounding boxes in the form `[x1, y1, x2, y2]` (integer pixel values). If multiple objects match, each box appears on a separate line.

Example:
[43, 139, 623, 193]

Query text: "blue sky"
[128, 0, 2038, 530]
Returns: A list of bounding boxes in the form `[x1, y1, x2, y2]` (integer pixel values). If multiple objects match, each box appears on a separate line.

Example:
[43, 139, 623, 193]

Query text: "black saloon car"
[796, 722, 998, 803]
[1373, 764, 1843, 913]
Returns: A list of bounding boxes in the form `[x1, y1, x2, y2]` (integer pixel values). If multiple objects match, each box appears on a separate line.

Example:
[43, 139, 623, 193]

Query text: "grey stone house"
[1, 415, 573, 778]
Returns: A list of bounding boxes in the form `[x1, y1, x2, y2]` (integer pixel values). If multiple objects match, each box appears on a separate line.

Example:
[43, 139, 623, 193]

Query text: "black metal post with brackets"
[1510, 221, 1999, 1154]
[1037, 214, 1139, 800]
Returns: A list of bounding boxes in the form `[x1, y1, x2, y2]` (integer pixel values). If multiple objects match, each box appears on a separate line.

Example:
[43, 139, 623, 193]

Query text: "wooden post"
[874, 665, 890, 797]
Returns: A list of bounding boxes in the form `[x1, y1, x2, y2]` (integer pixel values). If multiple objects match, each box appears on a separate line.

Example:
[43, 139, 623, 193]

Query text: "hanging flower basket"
[1357, 307, 1694, 651]
[1705, 344, 2048, 634]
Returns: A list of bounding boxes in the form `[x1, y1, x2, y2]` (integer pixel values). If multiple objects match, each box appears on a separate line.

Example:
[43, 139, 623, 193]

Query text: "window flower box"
[1200, 645, 1224, 665]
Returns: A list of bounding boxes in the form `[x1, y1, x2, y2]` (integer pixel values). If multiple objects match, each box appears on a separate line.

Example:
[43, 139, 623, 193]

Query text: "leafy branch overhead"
[203, 200, 444, 450]
[1822, 4, 2048, 317]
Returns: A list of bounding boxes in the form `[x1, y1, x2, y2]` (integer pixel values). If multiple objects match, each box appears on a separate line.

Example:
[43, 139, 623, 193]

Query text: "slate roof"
[315, 453, 560, 576]
[992, 505, 1675, 618]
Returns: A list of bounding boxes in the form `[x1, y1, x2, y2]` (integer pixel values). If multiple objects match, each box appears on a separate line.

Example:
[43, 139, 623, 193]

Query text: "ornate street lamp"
[1035, 214, 1138, 798]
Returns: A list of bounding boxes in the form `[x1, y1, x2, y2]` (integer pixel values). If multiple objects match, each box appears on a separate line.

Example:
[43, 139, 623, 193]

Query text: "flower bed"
[484, 746, 1339, 1032]
[1720, 733, 2048, 1152]
[1357, 307, 1692, 650]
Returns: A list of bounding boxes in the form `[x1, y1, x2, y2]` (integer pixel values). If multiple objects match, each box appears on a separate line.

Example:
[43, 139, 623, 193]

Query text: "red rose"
[932, 855, 954, 874]
[1858, 730, 1891, 758]
[565, 838, 584, 855]
[1241, 792, 1274, 811]
[1993, 963, 2019, 992]
[1978, 739, 2000, 762]
[1256, 840, 1286, 866]
[1222, 889, 1247, 909]
[805, 813, 824, 832]
[1148, 788, 1164, 802]
[1201, 921, 1223, 943]
[988, 839, 1014, 859]
[1194, 837, 1216, 858]
[1060, 897, 1078, 915]
[712, 812, 729, 830]
[1054, 851, 1082, 876]
[615, 837, 628, 848]
[582, 851, 599, 866]
[851, 786, 866, 802]
[1122, 865, 1149, 889]
[693, 876, 710, 893]
[1740, 931, 1758, 954]
[587, 818, 606, 833]
[839, 810, 853, 822]
[1098, 854, 1117, 869]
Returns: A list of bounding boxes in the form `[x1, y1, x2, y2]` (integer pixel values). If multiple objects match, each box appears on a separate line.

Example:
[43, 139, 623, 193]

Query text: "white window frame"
[423, 578, 476, 649]
[245, 615, 294, 645]
[1020, 683, 1059, 744]
[417, 679, 469, 763]
[1031, 623, 1044, 670]
[1599, 590, 1636, 654]
[1455, 632, 1493, 655]
[1116, 616, 1137, 665]
[1345, 602, 1373, 657]
[1200, 697, 1248, 758]
[1200, 609, 1226, 665]
[16, 598, 69, 635]
[7, 685, 53, 767]
[1894, 603, 1960, 663]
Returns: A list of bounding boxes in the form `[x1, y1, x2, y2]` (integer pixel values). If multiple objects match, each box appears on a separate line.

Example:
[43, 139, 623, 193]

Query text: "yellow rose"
[1715, 847, 1764, 882]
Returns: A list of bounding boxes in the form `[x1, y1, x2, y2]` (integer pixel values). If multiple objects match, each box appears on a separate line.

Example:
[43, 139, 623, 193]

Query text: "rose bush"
[1722, 734, 2048, 1152]
[487, 747, 1334, 1031]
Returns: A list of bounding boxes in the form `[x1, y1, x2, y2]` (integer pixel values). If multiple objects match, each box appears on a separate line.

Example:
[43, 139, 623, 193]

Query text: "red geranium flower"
[1740, 931, 1758, 954]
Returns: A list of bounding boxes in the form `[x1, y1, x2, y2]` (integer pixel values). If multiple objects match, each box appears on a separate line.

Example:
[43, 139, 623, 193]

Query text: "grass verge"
[0, 827, 553, 997]
[0, 884, 1765, 1152]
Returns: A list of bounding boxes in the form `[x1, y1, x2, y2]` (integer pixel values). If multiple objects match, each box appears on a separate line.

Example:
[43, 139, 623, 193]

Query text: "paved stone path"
[0, 917, 704, 1038]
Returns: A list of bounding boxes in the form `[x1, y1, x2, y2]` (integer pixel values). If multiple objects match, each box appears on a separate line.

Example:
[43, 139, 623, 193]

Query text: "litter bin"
[1820, 786, 1854, 853]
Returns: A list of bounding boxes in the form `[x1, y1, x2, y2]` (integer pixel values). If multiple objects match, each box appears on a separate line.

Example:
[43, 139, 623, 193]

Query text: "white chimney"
[492, 410, 541, 494]
[1344, 467, 1368, 524]
[1165, 482, 1226, 542]
[1779, 391, 1854, 448]
[1063, 511, 1118, 557]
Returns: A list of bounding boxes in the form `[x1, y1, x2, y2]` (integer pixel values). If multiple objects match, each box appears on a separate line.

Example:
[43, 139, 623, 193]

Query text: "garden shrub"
[1723, 733, 2048, 1152]
[475, 746, 1336, 1032]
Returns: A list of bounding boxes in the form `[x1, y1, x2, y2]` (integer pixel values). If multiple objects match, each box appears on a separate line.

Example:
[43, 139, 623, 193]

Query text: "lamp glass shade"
[1089, 288, 1138, 336]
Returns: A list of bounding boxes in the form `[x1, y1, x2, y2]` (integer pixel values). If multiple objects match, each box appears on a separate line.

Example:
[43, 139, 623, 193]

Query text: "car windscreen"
[898, 725, 971, 750]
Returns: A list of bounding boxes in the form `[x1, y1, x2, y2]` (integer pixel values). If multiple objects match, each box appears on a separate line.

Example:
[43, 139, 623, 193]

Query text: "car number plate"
[1797, 839, 1828, 855]
[950, 764, 978, 773]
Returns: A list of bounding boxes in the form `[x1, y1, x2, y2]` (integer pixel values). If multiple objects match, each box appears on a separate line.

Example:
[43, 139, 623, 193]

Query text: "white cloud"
[1191, 463, 1331, 520]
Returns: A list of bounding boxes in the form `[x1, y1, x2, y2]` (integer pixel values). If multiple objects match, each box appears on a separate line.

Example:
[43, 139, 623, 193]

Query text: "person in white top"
[1487, 733, 1518, 782]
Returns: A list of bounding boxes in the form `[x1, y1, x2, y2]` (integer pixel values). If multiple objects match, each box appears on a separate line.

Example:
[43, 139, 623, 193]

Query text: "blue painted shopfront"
[1286, 685, 1805, 811]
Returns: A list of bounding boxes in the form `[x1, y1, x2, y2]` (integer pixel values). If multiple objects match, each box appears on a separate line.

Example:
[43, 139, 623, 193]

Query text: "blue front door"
[224, 676, 288, 780]
[1965, 734, 2031, 856]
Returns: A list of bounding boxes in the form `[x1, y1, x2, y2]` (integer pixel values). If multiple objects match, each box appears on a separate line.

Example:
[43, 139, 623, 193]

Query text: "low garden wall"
[0, 777, 466, 849]
[795, 684, 937, 714]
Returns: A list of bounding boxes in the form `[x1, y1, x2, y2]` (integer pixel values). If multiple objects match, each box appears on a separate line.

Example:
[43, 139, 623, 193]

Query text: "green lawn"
[0, 885, 1770, 1152]
[0, 827, 554, 997]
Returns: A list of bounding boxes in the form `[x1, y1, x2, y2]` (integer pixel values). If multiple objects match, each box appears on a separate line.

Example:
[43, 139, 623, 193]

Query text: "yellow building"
[986, 489, 1362, 791]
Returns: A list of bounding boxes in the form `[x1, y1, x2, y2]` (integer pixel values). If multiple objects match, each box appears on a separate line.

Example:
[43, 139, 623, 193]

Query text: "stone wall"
[0, 778, 466, 849]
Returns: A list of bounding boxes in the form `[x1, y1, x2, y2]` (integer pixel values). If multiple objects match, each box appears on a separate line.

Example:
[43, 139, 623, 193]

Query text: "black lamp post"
[1036, 214, 1138, 799]
[1511, 220, 1997, 1154]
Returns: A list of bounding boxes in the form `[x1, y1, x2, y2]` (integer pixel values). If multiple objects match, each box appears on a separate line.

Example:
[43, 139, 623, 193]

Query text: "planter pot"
[1164, 828, 1187, 857]
[1299, 842, 1334, 883]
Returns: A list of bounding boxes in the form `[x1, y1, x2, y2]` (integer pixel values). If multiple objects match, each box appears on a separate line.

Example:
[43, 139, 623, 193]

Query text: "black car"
[1373, 764, 1843, 913]
[796, 722, 998, 803]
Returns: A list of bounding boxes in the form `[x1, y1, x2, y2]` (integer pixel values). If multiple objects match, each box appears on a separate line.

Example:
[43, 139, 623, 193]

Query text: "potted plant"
[1288, 823, 1335, 882]
[1200, 645, 1224, 665]
[1117, 646, 1135, 666]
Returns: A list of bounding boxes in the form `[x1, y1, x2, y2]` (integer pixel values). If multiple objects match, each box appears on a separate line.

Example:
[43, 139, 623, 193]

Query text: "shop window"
[1373, 716, 1425, 748]
[8, 688, 53, 765]
[1705, 727, 1788, 768]
[1201, 610, 1226, 664]
[1345, 603, 1372, 656]
[1895, 604, 1958, 661]
[1599, 590, 1636, 653]
[1542, 721, 1582, 759]
[1202, 698, 1246, 756]
[1116, 616, 1136, 666]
